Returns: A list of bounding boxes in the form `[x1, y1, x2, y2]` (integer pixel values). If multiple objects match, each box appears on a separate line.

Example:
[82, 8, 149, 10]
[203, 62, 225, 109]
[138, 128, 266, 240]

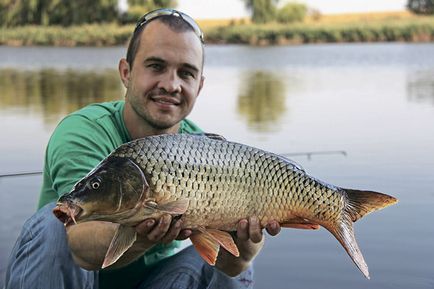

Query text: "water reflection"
[0, 69, 123, 124]
[407, 70, 434, 105]
[237, 71, 286, 132]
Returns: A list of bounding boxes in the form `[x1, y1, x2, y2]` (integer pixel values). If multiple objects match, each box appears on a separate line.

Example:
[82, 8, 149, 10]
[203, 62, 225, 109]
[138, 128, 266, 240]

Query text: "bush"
[407, 0, 434, 14]
[276, 3, 307, 24]
[119, 6, 150, 24]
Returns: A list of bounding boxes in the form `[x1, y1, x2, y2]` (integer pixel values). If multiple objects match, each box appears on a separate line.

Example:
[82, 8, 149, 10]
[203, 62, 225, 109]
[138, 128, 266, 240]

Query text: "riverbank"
[1, 11, 433, 46]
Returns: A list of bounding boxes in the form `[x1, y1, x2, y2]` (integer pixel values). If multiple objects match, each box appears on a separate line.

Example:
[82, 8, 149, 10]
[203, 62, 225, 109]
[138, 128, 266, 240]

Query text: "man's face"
[122, 20, 204, 131]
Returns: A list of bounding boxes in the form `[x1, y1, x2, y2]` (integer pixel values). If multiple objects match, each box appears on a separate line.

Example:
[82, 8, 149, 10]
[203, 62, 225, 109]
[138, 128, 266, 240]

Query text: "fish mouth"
[53, 203, 83, 227]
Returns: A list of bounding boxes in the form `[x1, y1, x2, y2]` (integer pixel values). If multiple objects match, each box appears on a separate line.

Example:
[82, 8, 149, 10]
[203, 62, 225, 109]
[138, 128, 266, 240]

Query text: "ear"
[118, 58, 131, 88]
[197, 75, 205, 96]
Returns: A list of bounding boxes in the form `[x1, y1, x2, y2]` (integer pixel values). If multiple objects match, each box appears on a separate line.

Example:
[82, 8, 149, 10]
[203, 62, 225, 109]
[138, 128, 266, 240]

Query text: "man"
[5, 9, 280, 289]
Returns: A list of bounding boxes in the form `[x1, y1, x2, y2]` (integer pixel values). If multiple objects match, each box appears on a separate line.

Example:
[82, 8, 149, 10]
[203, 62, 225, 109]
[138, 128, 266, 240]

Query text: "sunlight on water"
[1, 44, 433, 288]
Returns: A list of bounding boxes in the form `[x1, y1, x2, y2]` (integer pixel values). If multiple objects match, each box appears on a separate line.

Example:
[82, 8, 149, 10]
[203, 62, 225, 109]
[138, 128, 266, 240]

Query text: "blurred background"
[1, 1, 434, 288]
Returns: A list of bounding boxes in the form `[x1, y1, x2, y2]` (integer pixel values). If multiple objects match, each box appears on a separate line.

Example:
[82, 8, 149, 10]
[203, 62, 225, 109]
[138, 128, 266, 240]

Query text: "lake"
[0, 43, 433, 289]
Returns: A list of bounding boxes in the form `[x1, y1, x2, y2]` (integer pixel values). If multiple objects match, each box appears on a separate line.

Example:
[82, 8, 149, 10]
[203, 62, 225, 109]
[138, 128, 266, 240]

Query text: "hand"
[215, 216, 281, 277]
[134, 214, 192, 248]
[234, 216, 281, 262]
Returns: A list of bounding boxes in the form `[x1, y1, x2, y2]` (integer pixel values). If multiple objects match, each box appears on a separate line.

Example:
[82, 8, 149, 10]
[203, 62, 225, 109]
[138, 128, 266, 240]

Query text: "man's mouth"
[151, 96, 180, 106]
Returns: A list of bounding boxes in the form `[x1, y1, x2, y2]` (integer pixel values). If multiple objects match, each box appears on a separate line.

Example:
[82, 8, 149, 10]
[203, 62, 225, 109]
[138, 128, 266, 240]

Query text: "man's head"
[119, 9, 205, 137]
[126, 9, 204, 70]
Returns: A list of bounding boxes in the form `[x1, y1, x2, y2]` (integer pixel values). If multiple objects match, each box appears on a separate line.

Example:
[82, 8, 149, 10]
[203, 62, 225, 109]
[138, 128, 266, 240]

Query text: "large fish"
[53, 133, 397, 278]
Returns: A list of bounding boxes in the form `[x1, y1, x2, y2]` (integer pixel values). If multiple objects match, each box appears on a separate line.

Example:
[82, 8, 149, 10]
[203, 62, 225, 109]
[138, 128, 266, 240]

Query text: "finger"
[249, 216, 263, 243]
[265, 220, 281, 236]
[176, 229, 192, 240]
[147, 214, 172, 242]
[160, 219, 183, 244]
[135, 219, 156, 235]
[237, 219, 249, 241]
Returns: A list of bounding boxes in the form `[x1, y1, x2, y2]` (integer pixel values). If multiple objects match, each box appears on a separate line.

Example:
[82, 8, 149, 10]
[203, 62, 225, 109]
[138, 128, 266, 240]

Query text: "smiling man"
[5, 9, 280, 289]
[121, 16, 205, 137]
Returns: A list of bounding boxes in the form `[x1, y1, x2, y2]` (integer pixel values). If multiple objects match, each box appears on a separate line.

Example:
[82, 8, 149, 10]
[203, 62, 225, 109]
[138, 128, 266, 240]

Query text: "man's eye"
[148, 63, 163, 71]
[179, 70, 195, 79]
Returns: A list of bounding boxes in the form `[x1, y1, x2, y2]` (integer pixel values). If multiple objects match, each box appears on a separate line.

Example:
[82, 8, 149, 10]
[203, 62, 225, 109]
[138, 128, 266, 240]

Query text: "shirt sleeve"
[180, 119, 203, 134]
[46, 114, 116, 198]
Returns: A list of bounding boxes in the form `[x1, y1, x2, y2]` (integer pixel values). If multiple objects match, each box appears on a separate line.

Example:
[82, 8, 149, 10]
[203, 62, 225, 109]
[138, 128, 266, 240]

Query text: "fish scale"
[114, 134, 341, 230]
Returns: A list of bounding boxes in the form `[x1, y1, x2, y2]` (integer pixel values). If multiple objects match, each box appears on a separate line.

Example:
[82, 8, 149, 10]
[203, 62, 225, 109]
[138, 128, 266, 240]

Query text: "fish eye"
[90, 178, 101, 190]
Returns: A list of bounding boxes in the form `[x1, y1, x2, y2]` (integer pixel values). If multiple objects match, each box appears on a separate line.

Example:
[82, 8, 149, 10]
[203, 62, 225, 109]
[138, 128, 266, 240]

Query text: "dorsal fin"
[204, 133, 226, 141]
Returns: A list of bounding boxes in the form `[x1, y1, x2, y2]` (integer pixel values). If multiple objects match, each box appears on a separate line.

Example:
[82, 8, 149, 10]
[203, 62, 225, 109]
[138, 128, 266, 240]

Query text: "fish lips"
[53, 202, 83, 227]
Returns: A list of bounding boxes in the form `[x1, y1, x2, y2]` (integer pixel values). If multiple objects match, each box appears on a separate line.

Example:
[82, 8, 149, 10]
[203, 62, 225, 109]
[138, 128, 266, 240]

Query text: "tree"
[407, 0, 434, 14]
[120, 0, 177, 24]
[49, 0, 119, 26]
[243, 0, 279, 24]
[276, 2, 307, 23]
[0, 0, 119, 26]
[127, 0, 177, 10]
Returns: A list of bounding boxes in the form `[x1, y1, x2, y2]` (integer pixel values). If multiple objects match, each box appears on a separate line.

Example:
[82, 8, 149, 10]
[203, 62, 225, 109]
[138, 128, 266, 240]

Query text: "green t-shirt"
[37, 100, 202, 289]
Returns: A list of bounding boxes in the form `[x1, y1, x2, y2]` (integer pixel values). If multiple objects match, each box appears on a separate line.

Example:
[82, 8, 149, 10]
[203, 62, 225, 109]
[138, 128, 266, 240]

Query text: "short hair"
[126, 15, 204, 69]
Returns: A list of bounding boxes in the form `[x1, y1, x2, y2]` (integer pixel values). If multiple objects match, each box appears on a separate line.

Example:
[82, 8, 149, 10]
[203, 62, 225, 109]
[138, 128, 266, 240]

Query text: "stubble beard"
[127, 91, 183, 132]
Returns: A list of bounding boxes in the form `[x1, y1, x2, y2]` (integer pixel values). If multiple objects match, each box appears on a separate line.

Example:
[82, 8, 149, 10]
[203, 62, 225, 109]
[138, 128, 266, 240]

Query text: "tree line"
[0, 0, 175, 26]
[0, 0, 432, 27]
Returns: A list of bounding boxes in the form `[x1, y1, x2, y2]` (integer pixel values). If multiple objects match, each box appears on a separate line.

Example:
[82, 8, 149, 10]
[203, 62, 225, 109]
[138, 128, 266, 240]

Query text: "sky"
[177, 0, 409, 19]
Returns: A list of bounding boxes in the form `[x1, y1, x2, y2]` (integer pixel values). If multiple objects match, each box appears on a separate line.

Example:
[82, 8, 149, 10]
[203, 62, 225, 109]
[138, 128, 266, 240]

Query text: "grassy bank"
[0, 24, 133, 46]
[204, 18, 434, 45]
[1, 12, 433, 46]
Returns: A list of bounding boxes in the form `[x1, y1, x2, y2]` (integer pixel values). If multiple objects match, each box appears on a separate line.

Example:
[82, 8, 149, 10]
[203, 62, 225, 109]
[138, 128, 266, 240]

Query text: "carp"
[53, 133, 397, 278]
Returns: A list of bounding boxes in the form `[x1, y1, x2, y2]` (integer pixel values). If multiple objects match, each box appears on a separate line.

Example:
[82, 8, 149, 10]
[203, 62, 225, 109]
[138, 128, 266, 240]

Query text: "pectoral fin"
[102, 225, 137, 269]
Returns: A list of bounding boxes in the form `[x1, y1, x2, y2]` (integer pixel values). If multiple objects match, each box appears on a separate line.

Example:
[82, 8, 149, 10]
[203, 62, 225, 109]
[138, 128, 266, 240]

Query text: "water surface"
[1, 43, 433, 288]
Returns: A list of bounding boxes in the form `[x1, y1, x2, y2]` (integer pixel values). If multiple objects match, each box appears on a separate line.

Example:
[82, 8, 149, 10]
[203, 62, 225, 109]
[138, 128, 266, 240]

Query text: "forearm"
[215, 237, 264, 277]
[215, 217, 280, 277]
[66, 221, 153, 271]
[215, 250, 252, 277]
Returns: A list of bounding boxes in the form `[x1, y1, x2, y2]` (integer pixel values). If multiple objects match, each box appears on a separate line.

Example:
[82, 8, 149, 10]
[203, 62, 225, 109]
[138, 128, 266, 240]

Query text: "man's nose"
[157, 71, 181, 94]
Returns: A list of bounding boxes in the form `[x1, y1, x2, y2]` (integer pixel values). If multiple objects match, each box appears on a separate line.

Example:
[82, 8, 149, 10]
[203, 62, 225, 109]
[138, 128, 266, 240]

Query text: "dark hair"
[126, 15, 203, 69]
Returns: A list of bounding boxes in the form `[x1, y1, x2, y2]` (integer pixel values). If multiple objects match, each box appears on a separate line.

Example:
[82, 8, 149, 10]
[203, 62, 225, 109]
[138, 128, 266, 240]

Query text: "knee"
[12, 202, 69, 258]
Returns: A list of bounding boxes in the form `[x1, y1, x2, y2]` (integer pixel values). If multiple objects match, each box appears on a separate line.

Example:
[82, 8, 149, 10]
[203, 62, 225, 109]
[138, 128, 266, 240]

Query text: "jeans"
[5, 202, 254, 289]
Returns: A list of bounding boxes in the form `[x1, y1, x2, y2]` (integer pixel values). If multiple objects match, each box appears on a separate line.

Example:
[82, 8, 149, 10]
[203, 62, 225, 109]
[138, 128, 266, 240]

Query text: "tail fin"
[327, 213, 370, 279]
[344, 189, 398, 222]
[325, 189, 398, 279]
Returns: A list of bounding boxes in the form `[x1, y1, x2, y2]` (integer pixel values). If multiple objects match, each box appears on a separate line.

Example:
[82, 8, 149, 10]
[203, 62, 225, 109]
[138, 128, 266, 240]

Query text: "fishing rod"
[0, 150, 346, 178]
[281, 150, 347, 160]
[0, 171, 43, 178]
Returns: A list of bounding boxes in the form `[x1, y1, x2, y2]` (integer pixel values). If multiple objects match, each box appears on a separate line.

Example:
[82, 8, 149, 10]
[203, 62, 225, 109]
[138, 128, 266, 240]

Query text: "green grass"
[0, 24, 133, 46]
[203, 17, 434, 45]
